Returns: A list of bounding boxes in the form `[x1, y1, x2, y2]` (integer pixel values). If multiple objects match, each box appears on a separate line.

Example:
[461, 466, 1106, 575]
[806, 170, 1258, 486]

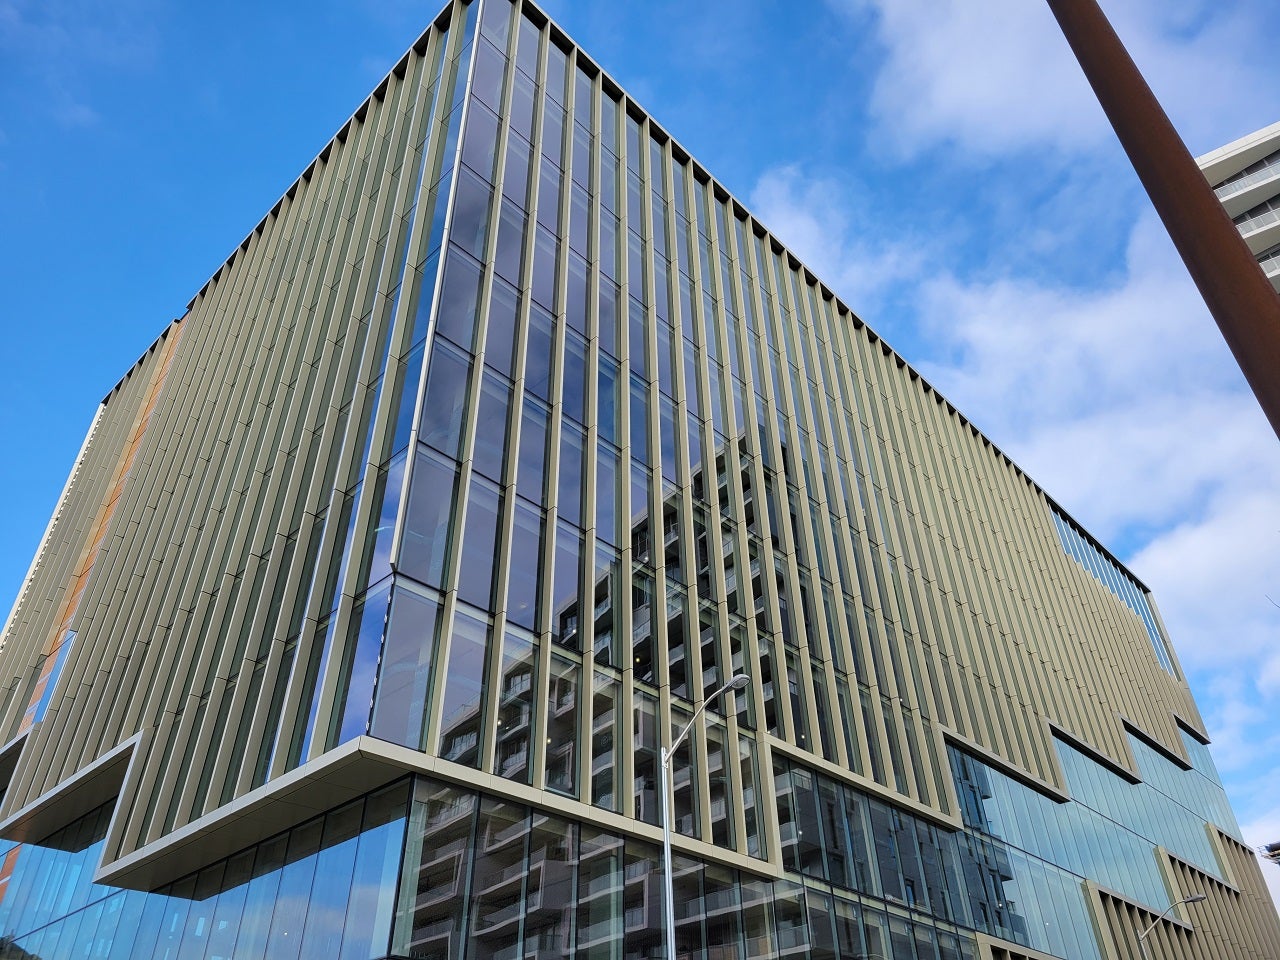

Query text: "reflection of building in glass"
[0, 0, 1277, 957]
[1198, 120, 1280, 293]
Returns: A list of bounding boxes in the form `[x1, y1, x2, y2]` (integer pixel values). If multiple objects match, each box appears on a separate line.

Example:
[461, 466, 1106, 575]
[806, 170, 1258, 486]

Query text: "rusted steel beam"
[1046, 0, 1280, 439]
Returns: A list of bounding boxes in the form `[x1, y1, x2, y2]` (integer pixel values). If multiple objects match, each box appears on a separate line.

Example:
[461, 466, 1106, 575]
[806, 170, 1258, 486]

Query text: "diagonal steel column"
[1045, 0, 1280, 440]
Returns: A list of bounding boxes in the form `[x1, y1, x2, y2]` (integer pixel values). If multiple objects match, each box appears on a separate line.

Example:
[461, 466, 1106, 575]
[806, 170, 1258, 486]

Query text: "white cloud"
[1261, 652, 1280, 697]
[914, 213, 1277, 537]
[832, 0, 1099, 157]
[829, 0, 1280, 159]
[1133, 490, 1280, 674]
[748, 164, 923, 317]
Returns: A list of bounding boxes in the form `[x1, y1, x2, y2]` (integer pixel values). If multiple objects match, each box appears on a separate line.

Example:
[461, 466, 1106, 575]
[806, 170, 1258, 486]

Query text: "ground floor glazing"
[0, 739, 1236, 960]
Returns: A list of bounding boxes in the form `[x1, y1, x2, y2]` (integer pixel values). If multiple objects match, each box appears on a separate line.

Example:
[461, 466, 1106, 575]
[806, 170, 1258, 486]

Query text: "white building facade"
[1198, 120, 1280, 292]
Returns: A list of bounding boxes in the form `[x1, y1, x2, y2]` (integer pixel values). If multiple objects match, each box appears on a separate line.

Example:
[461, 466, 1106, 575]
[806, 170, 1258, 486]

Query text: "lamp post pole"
[1044, 0, 1280, 441]
[1136, 893, 1206, 959]
[659, 674, 751, 960]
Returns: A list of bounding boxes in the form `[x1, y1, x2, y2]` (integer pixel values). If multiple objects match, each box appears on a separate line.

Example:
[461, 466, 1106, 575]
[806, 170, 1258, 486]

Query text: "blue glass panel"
[370, 583, 442, 750]
[1049, 506, 1176, 676]
[334, 581, 393, 746]
[32, 629, 75, 724]
[206, 850, 254, 957]
[235, 834, 289, 956]
[0, 785, 406, 958]
[437, 606, 490, 767]
[1055, 737, 1224, 879]
[265, 820, 324, 958]
[417, 337, 473, 461]
[400, 446, 461, 589]
[297, 802, 362, 957]
[339, 785, 408, 960]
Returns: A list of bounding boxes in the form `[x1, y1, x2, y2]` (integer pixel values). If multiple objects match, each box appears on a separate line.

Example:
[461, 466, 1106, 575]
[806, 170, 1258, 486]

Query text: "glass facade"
[10, 742, 1240, 960]
[777, 756, 1100, 960]
[321, 0, 984, 852]
[1140, 730, 1242, 840]
[0, 777, 985, 960]
[0, 757, 1257, 960]
[0, 784, 409, 960]
[394, 775, 983, 960]
[2, 2, 1277, 960]
[948, 732, 1246, 960]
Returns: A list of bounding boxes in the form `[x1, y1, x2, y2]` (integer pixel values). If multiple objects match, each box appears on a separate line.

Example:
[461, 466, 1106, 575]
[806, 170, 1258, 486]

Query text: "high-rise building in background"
[1197, 119, 1280, 293]
[0, 2, 1276, 958]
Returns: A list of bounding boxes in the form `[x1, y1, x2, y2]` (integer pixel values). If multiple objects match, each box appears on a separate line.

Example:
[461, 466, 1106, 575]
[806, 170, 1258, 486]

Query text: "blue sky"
[2, 0, 1279, 906]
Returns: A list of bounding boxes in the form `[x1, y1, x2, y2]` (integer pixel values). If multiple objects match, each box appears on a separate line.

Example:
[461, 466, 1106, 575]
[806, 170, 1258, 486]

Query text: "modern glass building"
[0, 1, 1277, 958]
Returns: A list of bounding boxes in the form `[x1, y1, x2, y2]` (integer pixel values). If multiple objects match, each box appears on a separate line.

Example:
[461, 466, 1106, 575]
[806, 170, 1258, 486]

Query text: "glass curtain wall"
[0, 784, 410, 960]
[0, 758, 1233, 960]
[392, 774, 980, 960]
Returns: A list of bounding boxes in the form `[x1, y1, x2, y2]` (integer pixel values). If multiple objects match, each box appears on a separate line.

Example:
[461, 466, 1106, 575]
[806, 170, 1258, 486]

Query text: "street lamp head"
[666, 674, 755, 762]
[1138, 892, 1210, 947]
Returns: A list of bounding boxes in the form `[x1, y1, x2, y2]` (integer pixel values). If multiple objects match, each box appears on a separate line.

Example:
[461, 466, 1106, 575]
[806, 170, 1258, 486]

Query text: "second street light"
[1136, 893, 1206, 959]
[660, 673, 751, 960]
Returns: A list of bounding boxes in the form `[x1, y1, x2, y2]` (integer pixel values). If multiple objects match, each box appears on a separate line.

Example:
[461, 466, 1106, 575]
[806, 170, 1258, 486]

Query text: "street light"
[1136, 893, 1206, 959]
[660, 673, 751, 960]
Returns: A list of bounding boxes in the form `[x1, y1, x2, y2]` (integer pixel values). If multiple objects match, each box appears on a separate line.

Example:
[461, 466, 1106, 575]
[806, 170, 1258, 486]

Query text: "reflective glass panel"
[546, 654, 580, 796]
[370, 583, 441, 750]
[438, 606, 491, 768]
[399, 446, 459, 589]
